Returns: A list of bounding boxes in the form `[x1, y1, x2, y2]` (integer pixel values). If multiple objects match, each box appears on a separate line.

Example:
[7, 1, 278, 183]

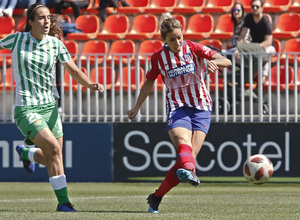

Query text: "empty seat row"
[2, 12, 299, 42]
[83, 0, 300, 14]
[10, 0, 299, 17]
[63, 12, 299, 41]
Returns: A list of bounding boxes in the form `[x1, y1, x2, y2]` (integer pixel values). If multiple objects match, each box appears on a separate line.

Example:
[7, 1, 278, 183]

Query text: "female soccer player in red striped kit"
[127, 12, 232, 213]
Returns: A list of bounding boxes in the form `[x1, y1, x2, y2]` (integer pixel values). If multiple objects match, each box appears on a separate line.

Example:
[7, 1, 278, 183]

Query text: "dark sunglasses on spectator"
[251, 5, 260, 9]
[232, 8, 241, 12]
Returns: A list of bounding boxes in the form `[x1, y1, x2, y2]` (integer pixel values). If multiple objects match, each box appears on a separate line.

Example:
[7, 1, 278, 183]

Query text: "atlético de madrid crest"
[184, 53, 192, 63]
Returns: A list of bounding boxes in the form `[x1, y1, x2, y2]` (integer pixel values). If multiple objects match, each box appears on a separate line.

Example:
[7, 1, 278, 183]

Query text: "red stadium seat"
[279, 38, 300, 64]
[199, 39, 222, 51]
[183, 14, 214, 39]
[264, 65, 294, 90]
[0, 67, 15, 91]
[207, 71, 224, 91]
[263, 0, 292, 12]
[172, 14, 187, 32]
[63, 68, 87, 91]
[271, 39, 282, 63]
[115, 66, 145, 91]
[117, 0, 150, 14]
[210, 14, 233, 39]
[173, 0, 205, 13]
[135, 40, 164, 65]
[63, 40, 79, 63]
[144, 0, 177, 14]
[202, 0, 234, 13]
[97, 14, 129, 40]
[289, 67, 300, 90]
[125, 14, 158, 40]
[0, 17, 15, 39]
[236, 0, 252, 12]
[273, 39, 282, 53]
[272, 13, 300, 39]
[80, 40, 108, 65]
[107, 40, 135, 65]
[84, 66, 116, 90]
[0, 49, 12, 67]
[66, 15, 100, 40]
[289, 0, 300, 12]
[16, 16, 27, 32]
[60, 14, 72, 23]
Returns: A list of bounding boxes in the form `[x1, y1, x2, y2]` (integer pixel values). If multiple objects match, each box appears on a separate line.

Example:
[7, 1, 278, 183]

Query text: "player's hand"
[207, 60, 219, 73]
[127, 107, 139, 120]
[89, 83, 104, 92]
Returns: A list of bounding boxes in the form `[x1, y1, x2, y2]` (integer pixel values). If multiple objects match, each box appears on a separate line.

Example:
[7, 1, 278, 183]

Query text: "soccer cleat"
[56, 202, 78, 212]
[176, 168, 200, 187]
[147, 192, 162, 214]
[15, 144, 35, 173]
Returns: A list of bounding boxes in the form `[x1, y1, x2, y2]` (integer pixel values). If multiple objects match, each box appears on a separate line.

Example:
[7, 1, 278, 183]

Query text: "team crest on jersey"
[46, 44, 51, 50]
[184, 53, 192, 63]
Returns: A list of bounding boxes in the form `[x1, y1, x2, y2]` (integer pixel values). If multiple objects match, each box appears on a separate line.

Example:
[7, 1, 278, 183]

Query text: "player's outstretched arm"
[128, 79, 155, 120]
[62, 60, 104, 92]
[207, 53, 232, 73]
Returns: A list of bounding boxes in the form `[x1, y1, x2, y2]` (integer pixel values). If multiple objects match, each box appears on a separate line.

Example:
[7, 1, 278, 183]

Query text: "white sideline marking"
[0, 195, 150, 203]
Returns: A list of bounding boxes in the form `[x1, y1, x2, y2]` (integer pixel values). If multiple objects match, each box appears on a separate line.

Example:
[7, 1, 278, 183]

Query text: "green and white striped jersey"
[0, 32, 71, 106]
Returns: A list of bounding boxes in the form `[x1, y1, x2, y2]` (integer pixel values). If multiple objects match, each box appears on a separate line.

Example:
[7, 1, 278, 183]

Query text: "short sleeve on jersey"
[57, 39, 71, 63]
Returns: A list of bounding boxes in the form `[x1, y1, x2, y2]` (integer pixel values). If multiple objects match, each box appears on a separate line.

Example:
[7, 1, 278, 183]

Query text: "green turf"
[0, 178, 300, 220]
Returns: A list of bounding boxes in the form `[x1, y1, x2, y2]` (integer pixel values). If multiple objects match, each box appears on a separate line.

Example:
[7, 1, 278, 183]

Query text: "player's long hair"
[48, 14, 64, 39]
[159, 12, 182, 40]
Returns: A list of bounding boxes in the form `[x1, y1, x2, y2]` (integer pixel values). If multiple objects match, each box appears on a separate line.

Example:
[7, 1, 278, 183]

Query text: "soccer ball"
[243, 154, 273, 184]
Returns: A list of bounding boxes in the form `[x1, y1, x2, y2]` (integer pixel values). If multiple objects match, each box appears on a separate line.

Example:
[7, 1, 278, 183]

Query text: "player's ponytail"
[159, 12, 182, 40]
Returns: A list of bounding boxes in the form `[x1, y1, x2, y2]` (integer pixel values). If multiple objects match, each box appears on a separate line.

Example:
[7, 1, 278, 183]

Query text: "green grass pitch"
[0, 177, 300, 220]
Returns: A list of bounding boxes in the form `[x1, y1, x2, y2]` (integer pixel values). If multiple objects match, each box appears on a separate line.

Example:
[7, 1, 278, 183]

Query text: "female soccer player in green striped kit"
[0, 4, 104, 212]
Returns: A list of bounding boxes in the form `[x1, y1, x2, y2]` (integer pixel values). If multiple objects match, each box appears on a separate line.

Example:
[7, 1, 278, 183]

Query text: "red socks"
[155, 144, 196, 198]
[177, 144, 196, 173]
[155, 161, 181, 197]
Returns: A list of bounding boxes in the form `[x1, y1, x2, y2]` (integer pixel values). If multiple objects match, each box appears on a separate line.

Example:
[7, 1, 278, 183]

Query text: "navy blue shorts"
[167, 107, 211, 134]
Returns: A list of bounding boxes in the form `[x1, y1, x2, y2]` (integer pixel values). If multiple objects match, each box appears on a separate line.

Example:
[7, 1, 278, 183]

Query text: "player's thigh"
[168, 127, 192, 148]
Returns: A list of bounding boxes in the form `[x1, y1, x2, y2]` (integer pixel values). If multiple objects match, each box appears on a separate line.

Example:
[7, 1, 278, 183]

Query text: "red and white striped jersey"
[146, 40, 217, 112]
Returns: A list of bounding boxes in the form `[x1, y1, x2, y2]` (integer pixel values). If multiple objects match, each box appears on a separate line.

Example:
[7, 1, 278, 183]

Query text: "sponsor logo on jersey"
[167, 63, 195, 79]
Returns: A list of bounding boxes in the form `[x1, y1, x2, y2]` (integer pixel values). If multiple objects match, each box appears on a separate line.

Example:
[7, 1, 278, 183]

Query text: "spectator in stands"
[128, 12, 231, 214]
[237, 0, 275, 83]
[99, 0, 130, 22]
[0, 0, 17, 17]
[54, 0, 89, 19]
[0, 3, 104, 212]
[0, 0, 47, 17]
[228, 3, 250, 49]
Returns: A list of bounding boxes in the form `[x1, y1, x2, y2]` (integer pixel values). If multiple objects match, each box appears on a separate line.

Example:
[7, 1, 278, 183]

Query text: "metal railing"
[0, 51, 299, 123]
